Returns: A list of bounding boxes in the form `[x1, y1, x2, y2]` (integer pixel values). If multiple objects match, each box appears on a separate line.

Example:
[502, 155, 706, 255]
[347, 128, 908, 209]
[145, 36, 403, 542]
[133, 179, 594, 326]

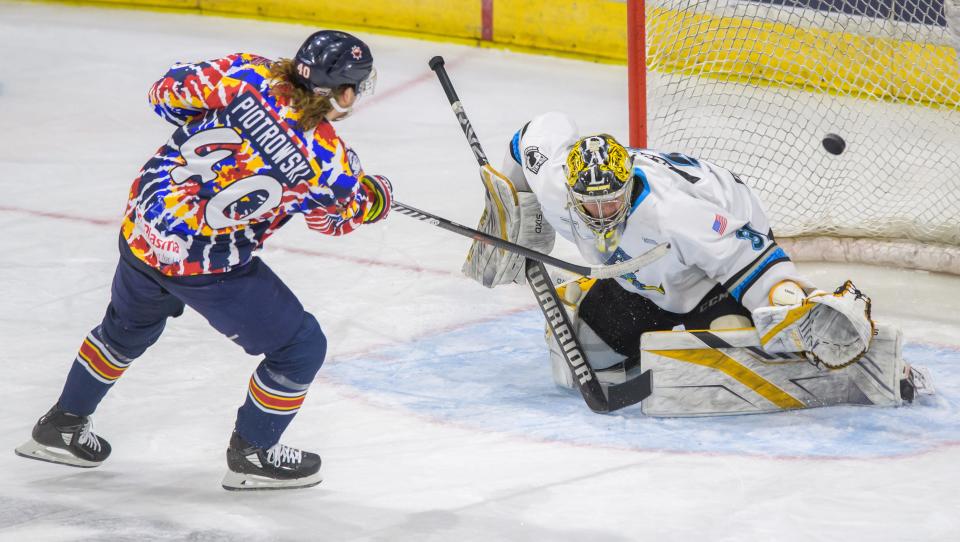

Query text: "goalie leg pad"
[546, 278, 626, 389]
[639, 324, 910, 417]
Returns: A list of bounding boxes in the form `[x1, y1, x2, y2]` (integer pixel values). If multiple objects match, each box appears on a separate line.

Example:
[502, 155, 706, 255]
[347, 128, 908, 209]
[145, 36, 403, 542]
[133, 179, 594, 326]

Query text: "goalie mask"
[564, 134, 634, 254]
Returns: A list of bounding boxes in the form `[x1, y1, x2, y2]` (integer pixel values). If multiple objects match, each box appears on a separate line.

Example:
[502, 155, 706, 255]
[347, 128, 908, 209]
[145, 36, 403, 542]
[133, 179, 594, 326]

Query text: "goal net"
[630, 0, 960, 273]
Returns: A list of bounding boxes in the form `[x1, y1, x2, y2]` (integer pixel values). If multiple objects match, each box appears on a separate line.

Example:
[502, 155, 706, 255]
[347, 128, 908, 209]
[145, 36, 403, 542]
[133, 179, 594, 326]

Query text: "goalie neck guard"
[564, 135, 634, 254]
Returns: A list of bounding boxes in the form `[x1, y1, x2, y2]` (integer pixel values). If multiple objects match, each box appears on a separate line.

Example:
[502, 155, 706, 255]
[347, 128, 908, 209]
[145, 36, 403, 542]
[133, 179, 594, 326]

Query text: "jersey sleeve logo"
[346, 146, 362, 176]
[712, 214, 728, 235]
[524, 146, 548, 174]
[735, 224, 768, 250]
[607, 247, 666, 294]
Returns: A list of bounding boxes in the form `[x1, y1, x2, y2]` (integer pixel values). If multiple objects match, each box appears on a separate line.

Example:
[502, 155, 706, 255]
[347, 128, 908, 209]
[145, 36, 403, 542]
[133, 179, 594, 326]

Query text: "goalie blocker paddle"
[428, 54, 653, 412]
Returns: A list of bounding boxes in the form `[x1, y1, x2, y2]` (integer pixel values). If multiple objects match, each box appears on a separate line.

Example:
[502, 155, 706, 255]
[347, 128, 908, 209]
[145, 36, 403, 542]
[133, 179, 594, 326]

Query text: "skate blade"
[911, 366, 936, 396]
[14, 439, 101, 468]
[221, 469, 323, 491]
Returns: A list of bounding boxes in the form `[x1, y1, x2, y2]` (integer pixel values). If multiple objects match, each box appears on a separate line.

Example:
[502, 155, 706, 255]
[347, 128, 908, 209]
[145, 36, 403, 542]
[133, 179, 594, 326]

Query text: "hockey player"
[463, 112, 932, 413]
[14, 30, 393, 490]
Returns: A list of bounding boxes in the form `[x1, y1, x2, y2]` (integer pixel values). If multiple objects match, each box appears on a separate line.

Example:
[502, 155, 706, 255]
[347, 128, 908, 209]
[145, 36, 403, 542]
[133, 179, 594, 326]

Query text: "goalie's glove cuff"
[360, 174, 393, 224]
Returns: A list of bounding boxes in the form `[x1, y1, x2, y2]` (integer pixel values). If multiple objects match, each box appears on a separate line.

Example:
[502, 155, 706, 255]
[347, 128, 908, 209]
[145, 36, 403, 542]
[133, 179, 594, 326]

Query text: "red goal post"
[626, 0, 960, 274]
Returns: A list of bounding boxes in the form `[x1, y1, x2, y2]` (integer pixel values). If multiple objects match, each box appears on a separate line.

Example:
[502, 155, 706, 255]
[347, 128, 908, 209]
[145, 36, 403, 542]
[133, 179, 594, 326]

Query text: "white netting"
[642, 0, 960, 272]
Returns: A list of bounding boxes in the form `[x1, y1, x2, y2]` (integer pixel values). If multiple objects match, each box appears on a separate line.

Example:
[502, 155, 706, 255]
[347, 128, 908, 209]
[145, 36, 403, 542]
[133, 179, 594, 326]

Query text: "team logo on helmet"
[563, 134, 634, 254]
[565, 135, 631, 192]
[351, 45, 363, 60]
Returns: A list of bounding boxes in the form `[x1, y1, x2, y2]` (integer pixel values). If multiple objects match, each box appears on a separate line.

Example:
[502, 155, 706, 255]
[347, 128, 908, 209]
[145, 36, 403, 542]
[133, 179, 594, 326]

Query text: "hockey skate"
[221, 432, 323, 491]
[14, 404, 112, 468]
[900, 364, 936, 404]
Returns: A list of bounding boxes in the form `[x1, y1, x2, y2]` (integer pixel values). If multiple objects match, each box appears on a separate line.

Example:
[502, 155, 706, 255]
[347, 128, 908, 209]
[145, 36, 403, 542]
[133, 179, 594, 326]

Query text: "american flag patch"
[712, 214, 728, 234]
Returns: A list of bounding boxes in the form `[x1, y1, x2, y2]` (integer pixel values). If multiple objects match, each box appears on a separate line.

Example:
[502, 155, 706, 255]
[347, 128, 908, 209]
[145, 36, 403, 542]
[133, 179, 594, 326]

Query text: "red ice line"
[0, 205, 115, 226]
[0, 204, 459, 276]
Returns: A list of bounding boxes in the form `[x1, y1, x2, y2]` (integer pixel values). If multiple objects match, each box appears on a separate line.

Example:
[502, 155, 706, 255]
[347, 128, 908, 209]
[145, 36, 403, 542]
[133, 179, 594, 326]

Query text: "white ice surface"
[1, 2, 959, 541]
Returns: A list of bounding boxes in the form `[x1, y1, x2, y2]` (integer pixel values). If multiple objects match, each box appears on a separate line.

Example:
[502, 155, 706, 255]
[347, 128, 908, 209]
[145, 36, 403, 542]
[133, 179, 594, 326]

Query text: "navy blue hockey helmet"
[293, 30, 375, 97]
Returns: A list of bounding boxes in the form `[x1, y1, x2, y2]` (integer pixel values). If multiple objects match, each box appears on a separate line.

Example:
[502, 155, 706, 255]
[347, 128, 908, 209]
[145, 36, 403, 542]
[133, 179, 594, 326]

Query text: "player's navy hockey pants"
[57, 239, 327, 449]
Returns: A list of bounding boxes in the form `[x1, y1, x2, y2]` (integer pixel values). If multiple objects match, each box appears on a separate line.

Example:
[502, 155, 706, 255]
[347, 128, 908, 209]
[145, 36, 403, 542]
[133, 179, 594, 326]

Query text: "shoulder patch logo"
[712, 214, 728, 235]
[607, 247, 666, 295]
[346, 147, 362, 175]
[524, 146, 548, 174]
[735, 224, 767, 250]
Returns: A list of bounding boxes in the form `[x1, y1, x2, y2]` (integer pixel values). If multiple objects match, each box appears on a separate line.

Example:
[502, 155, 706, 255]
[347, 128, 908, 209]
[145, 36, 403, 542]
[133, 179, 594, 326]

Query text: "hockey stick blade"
[586, 243, 670, 279]
[602, 370, 652, 412]
[393, 200, 668, 279]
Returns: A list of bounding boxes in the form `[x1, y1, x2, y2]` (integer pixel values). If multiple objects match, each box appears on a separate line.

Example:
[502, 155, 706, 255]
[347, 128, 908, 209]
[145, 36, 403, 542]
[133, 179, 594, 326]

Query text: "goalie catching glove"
[752, 280, 875, 368]
[463, 166, 556, 287]
[359, 174, 393, 224]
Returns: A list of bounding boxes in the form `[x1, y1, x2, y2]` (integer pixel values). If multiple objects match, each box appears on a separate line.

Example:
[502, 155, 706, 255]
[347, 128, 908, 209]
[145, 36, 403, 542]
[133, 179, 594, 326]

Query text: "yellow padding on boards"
[64, 0, 959, 107]
[647, 8, 960, 108]
[213, 0, 482, 38]
[493, 0, 627, 60]
[85, 0, 485, 40]
[650, 348, 805, 409]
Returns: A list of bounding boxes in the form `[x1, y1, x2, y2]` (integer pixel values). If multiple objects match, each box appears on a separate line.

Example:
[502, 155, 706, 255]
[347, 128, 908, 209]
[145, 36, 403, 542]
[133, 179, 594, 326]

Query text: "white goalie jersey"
[506, 112, 808, 313]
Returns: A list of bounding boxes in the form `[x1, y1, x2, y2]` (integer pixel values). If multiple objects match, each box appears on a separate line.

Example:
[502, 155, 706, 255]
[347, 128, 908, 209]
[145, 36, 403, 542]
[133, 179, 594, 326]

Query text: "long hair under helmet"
[292, 30, 377, 119]
[564, 134, 634, 254]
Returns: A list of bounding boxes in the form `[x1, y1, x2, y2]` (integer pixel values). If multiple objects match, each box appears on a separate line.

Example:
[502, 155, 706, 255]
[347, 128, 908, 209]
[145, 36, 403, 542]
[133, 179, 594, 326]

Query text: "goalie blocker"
[462, 155, 556, 287]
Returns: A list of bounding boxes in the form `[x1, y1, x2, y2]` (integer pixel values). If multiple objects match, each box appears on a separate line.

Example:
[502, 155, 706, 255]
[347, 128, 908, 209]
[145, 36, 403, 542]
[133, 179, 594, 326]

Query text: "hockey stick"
[429, 55, 653, 412]
[428, 56, 488, 166]
[393, 200, 668, 280]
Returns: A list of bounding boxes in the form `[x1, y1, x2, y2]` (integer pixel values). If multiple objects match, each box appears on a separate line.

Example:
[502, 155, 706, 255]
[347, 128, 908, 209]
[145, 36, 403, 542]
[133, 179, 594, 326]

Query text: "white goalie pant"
[546, 281, 632, 389]
[638, 324, 910, 417]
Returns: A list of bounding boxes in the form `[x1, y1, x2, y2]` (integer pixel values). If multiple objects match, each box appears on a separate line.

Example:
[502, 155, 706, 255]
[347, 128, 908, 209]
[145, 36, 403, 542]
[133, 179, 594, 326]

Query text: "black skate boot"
[900, 364, 935, 404]
[222, 432, 322, 491]
[14, 404, 112, 468]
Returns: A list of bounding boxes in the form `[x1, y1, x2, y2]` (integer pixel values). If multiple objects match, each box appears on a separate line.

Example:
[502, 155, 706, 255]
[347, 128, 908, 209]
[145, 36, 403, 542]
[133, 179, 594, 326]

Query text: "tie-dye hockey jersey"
[120, 53, 371, 276]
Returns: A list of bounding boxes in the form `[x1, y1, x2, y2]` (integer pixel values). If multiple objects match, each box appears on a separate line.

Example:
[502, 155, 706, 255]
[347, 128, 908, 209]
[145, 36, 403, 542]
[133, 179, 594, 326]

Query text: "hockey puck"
[822, 133, 846, 155]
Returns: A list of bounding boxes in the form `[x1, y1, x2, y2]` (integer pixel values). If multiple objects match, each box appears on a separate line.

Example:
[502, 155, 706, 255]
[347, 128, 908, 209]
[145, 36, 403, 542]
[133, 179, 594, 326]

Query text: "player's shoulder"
[314, 119, 338, 142]
[512, 112, 579, 172]
[521, 112, 579, 149]
[170, 52, 263, 71]
[238, 52, 272, 65]
[222, 53, 275, 80]
[308, 121, 358, 170]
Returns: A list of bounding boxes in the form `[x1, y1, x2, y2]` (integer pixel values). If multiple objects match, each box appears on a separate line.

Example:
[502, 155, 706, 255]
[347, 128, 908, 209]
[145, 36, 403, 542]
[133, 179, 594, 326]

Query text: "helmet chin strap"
[327, 97, 353, 121]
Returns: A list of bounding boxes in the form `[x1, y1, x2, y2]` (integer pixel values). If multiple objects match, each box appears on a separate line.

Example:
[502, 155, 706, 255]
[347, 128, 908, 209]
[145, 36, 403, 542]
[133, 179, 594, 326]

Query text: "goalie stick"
[428, 55, 653, 412]
[393, 200, 669, 280]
